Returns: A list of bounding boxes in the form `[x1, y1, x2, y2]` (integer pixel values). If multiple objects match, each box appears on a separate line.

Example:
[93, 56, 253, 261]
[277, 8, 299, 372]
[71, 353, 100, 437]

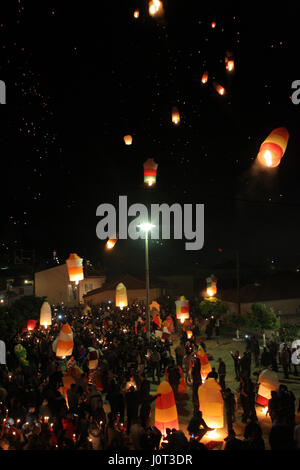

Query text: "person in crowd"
[230, 351, 241, 381]
[218, 358, 226, 390]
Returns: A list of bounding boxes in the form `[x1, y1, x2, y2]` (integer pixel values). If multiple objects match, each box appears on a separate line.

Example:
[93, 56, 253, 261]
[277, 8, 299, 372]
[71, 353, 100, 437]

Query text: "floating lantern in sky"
[198, 378, 224, 428]
[256, 369, 279, 407]
[106, 238, 117, 250]
[197, 344, 212, 381]
[40, 301, 52, 328]
[124, 134, 133, 145]
[115, 282, 128, 310]
[171, 106, 180, 126]
[201, 71, 208, 84]
[66, 253, 84, 285]
[133, 9, 139, 19]
[155, 381, 179, 435]
[211, 21, 216, 28]
[225, 52, 235, 72]
[27, 319, 37, 332]
[206, 274, 217, 297]
[256, 127, 289, 168]
[143, 158, 158, 187]
[213, 81, 226, 96]
[175, 295, 190, 323]
[148, 0, 164, 17]
[56, 323, 74, 358]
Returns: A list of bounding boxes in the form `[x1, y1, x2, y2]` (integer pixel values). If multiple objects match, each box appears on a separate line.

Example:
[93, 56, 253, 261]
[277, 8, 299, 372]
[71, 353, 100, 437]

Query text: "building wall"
[79, 277, 106, 303]
[223, 298, 300, 316]
[158, 275, 194, 299]
[35, 264, 72, 306]
[84, 287, 161, 305]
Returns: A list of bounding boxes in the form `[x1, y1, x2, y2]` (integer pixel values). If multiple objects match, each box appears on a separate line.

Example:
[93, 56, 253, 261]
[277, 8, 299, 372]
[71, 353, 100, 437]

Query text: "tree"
[199, 297, 228, 320]
[245, 303, 280, 346]
[226, 312, 246, 339]
[275, 323, 300, 344]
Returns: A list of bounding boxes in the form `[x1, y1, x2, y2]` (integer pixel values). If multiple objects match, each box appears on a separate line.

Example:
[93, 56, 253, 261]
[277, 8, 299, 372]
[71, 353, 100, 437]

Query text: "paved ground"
[147, 334, 300, 450]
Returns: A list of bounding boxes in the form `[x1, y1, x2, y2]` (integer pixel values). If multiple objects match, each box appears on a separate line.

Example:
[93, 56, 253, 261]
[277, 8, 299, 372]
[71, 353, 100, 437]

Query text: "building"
[83, 273, 164, 305]
[220, 277, 300, 318]
[34, 264, 106, 307]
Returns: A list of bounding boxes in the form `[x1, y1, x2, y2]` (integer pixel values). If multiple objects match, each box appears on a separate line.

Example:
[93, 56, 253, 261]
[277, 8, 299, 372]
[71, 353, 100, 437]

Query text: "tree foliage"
[275, 323, 300, 343]
[225, 311, 246, 329]
[199, 297, 228, 319]
[245, 303, 279, 332]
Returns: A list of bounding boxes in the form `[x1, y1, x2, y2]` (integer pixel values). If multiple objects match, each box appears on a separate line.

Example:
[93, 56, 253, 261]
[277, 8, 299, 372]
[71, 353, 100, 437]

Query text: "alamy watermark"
[96, 196, 204, 251]
[0, 81, 5, 104]
[291, 80, 300, 105]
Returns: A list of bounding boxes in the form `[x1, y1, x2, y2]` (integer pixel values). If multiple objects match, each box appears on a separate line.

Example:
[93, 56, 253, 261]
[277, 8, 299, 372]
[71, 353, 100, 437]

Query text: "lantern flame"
[226, 59, 234, 72]
[147, 178, 153, 186]
[201, 72, 208, 84]
[133, 9, 139, 18]
[264, 150, 273, 167]
[149, 0, 163, 17]
[206, 429, 217, 439]
[211, 22, 216, 28]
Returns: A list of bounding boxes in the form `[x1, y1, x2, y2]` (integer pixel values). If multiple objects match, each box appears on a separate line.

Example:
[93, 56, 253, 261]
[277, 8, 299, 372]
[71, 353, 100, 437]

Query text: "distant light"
[138, 223, 156, 232]
[211, 22, 216, 28]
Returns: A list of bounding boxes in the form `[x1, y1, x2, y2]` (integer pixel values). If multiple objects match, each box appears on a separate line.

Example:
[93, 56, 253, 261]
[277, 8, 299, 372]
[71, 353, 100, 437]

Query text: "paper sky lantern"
[257, 127, 289, 168]
[124, 134, 133, 145]
[66, 253, 84, 284]
[198, 378, 224, 428]
[27, 319, 37, 332]
[143, 158, 158, 187]
[225, 52, 235, 72]
[213, 81, 225, 96]
[155, 381, 179, 435]
[149, 0, 164, 17]
[40, 301, 52, 328]
[115, 282, 128, 309]
[187, 330, 193, 339]
[0, 340, 6, 365]
[56, 323, 74, 358]
[197, 344, 212, 381]
[292, 339, 300, 349]
[206, 274, 217, 297]
[106, 238, 117, 250]
[211, 21, 216, 28]
[175, 295, 190, 323]
[163, 315, 174, 333]
[256, 369, 279, 406]
[171, 106, 180, 126]
[201, 71, 208, 84]
[133, 9, 139, 18]
[150, 300, 160, 313]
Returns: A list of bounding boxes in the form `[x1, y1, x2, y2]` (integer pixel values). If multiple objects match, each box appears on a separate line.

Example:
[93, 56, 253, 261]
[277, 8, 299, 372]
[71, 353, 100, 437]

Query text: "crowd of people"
[0, 302, 299, 451]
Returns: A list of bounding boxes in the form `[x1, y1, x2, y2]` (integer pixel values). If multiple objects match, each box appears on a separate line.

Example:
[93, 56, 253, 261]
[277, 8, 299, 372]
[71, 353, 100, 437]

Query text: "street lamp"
[138, 223, 155, 342]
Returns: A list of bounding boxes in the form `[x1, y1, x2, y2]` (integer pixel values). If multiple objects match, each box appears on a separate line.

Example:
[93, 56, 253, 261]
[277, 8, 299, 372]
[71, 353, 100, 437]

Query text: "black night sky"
[0, 1, 300, 279]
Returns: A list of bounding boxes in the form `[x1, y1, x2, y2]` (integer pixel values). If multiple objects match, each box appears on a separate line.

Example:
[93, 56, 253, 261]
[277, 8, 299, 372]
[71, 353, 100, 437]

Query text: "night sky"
[0, 1, 299, 279]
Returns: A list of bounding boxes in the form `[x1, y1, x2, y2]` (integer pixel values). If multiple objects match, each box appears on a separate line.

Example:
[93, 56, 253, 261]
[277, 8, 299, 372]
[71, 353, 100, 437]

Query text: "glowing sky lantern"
[56, 323, 74, 358]
[149, 0, 164, 17]
[198, 378, 224, 429]
[27, 319, 37, 332]
[213, 81, 226, 96]
[133, 9, 139, 19]
[197, 344, 212, 381]
[257, 127, 289, 168]
[187, 330, 193, 339]
[175, 295, 190, 323]
[211, 21, 216, 28]
[201, 71, 208, 84]
[206, 274, 217, 297]
[256, 369, 279, 407]
[66, 253, 84, 285]
[143, 158, 158, 187]
[155, 381, 179, 435]
[225, 53, 235, 72]
[40, 301, 52, 328]
[171, 106, 180, 126]
[124, 134, 133, 145]
[106, 238, 117, 250]
[115, 282, 128, 309]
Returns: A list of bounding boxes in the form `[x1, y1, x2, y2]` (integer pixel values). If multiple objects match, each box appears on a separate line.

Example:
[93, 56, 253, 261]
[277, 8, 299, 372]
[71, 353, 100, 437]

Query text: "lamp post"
[138, 223, 155, 342]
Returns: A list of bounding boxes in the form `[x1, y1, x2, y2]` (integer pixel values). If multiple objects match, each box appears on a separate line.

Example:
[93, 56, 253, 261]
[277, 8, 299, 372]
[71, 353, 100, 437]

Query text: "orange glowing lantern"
[198, 378, 224, 428]
[133, 9, 139, 19]
[175, 295, 190, 323]
[40, 301, 52, 328]
[56, 323, 74, 358]
[143, 158, 158, 187]
[124, 134, 133, 145]
[27, 319, 37, 332]
[213, 81, 225, 96]
[187, 330, 193, 339]
[211, 22, 216, 28]
[148, 0, 163, 17]
[206, 274, 217, 297]
[155, 381, 179, 435]
[197, 344, 212, 381]
[256, 369, 279, 407]
[171, 106, 180, 126]
[201, 71, 208, 84]
[106, 238, 117, 250]
[66, 253, 84, 285]
[115, 282, 128, 309]
[257, 127, 289, 168]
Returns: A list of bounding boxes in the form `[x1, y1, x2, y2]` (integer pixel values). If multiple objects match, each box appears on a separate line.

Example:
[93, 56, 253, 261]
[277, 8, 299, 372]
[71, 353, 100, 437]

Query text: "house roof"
[83, 273, 162, 298]
[220, 277, 300, 303]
